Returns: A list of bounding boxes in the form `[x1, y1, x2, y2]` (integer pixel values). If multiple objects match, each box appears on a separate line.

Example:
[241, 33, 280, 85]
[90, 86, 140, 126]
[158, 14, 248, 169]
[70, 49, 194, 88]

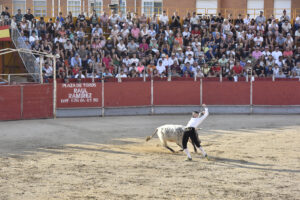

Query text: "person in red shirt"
[191, 26, 201, 38]
[232, 61, 243, 76]
[283, 47, 293, 58]
[211, 64, 221, 76]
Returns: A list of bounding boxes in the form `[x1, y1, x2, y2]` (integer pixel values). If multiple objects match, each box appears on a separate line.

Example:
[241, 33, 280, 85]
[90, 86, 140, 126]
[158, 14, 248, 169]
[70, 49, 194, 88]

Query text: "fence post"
[151, 77, 154, 115]
[250, 69, 253, 114]
[53, 57, 57, 118]
[40, 56, 44, 84]
[20, 85, 23, 119]
[200, 78, 203, 105]
[102, 78, 105, 117]
[8, 74, 10, 84]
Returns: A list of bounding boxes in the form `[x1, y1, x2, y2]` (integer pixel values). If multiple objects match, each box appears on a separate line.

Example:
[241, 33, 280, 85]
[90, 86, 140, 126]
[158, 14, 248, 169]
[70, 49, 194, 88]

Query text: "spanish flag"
[0, 26, 10, 41]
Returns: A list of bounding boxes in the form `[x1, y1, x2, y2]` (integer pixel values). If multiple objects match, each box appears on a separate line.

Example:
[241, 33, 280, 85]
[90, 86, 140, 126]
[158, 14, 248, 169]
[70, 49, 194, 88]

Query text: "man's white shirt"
[186, 108, 209, 128]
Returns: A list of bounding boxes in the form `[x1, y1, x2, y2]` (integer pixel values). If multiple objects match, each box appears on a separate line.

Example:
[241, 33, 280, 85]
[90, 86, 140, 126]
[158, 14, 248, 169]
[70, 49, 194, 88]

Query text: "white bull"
[146, 124, 199, 153]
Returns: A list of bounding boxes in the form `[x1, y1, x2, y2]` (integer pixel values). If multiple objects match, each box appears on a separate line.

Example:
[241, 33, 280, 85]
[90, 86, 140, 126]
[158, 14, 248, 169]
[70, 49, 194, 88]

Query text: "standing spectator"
[255, 11, 265, 25]
[171, 12, 180, 28]
[1, 7, 10, 25]
[15, 9, 23, 24]
[90, 10, 98, 28]
[24, 9, 34, 22]
[160, 11, 169, 26]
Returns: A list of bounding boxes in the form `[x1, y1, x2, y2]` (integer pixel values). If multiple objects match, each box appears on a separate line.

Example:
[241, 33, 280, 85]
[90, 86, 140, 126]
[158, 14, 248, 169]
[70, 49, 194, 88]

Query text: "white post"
[92, 63, 95, 83]
[167, 66, 171, 82]
[39, 56, 44, 84]
[151, 78, 154, 115]
[53, 56, 57, 118]
[52, 0, 55, 17]
[220, 68, 222, 82]
[58, 0, 61, 12]
[250, 68, 253, 114]
[143, 68, 146, 82]
[200, 78, 203, 105]
[8, 74, 10, 84]
[101, 78, 104, 117]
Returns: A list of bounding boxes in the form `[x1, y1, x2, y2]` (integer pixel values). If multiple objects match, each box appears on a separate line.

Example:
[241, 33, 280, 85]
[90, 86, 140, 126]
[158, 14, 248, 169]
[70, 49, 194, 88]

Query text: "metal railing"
[10, 28, 40, 82]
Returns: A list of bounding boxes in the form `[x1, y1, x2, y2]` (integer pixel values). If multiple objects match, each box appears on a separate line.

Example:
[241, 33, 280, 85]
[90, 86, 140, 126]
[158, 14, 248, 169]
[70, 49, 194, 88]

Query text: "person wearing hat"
[182, 104, 209, 161]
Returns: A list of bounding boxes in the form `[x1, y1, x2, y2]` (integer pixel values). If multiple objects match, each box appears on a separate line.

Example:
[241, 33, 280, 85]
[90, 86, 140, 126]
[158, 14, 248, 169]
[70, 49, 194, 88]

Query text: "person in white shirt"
[29, 31, 39, 44]
[159, 11, 169, 26]
[183, 104, 209, 161]
[116, 70, 127, 78]
[184, 54, 194, 64]
[185, 46, 194, 57]
[262, 46, 271, 59]
[75, 71, 85, 79]
[243, 14, 251, 25]
[272, 47, 283, 62]
[156, 60, 166, 74]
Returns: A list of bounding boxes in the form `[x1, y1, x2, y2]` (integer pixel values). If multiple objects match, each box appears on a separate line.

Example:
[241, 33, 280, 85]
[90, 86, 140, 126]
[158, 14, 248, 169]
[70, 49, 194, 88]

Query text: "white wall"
[274, 0, 291, 19]
[247, 0, 264, 19]
[196, 0, 218, 15]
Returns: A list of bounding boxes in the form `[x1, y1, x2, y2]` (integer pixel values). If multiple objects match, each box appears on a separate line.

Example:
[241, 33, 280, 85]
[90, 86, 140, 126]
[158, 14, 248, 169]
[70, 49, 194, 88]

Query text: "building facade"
[0, 0, 300, 19]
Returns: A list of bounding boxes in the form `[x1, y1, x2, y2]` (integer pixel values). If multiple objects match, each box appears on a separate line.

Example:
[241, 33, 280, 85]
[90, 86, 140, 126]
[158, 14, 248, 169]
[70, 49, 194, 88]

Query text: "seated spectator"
[156, 60, 166, 74]
[116, 69, 127, 78]
[232, 61, 243, 76]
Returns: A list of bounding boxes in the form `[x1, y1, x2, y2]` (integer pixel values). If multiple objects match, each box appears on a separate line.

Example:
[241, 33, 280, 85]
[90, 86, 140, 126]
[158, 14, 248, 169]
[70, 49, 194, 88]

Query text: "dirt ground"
[0, 115, 299, 200]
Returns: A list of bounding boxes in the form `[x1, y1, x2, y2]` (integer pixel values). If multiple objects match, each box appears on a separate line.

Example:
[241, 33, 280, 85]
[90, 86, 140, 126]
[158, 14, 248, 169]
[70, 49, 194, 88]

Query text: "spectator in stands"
[24, 9, 34, 22]
[1, 7, 10, 25]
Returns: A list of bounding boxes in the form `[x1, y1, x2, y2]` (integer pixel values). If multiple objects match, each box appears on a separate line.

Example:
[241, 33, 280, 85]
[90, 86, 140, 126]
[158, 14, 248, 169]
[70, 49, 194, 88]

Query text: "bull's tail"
[146, 129, 158, 142]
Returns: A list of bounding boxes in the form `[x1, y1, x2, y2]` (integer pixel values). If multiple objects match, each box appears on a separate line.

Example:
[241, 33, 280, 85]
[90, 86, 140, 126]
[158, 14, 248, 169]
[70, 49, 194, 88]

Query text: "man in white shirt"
[272, 47, 283, 62]
[183, 104, 209, 161]
[156, 60, 166, 74]
[116, 70, 127, 78]
[262, 46, 271, 59]
[185, 46, 194, 57]
[159, 11, 169, 26]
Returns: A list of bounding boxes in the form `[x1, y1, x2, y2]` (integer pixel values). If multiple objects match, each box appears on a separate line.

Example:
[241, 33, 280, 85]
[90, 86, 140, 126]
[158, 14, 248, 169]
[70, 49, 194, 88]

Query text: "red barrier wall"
[203, 82, 250, 105]
[56, 83, 101, 108]
[0, 86, 21, 120]
[154, 81, 200, 105]
[23, 84, 53, 119]
[253, 82, 300, 105]
[104, 82, 151, 107]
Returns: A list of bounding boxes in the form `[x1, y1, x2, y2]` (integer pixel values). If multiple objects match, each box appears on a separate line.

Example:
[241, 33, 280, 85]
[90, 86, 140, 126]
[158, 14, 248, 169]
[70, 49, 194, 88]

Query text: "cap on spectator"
[247, 60, 251, 64]
[162, 54, 166, 57]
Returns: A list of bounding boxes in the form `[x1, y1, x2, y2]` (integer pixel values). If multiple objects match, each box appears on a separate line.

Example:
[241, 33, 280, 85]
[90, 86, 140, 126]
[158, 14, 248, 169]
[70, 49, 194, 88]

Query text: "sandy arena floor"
[0, 115, 299, 200]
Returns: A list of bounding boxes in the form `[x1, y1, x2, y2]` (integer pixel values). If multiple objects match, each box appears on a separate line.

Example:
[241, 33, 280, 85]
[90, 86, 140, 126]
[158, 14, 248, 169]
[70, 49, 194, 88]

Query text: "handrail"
[10, 28, 40, 82]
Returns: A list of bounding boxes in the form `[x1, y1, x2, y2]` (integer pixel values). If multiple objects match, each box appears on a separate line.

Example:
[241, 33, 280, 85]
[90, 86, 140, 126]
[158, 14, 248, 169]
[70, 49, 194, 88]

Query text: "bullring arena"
[0, 115, 300, 199]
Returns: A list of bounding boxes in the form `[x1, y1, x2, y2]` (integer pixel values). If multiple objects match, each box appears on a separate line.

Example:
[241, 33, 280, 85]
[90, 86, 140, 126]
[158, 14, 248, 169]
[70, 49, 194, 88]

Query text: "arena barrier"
[0, 84, 53, 120]
[1, 79, 300, 120]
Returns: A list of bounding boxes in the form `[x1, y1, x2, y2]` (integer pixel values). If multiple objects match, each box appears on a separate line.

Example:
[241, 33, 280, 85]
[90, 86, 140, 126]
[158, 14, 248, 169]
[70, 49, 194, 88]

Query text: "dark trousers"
[182, 127, 201, 149]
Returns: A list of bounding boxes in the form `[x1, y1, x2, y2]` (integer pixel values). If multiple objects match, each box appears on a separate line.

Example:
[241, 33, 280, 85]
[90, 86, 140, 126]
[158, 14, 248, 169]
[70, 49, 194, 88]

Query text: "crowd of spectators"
[1, 6, 300, 81]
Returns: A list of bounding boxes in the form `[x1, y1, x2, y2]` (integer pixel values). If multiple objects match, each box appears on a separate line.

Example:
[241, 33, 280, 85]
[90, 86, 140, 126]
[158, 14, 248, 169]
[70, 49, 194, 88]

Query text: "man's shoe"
[185, 157, 192, 161]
